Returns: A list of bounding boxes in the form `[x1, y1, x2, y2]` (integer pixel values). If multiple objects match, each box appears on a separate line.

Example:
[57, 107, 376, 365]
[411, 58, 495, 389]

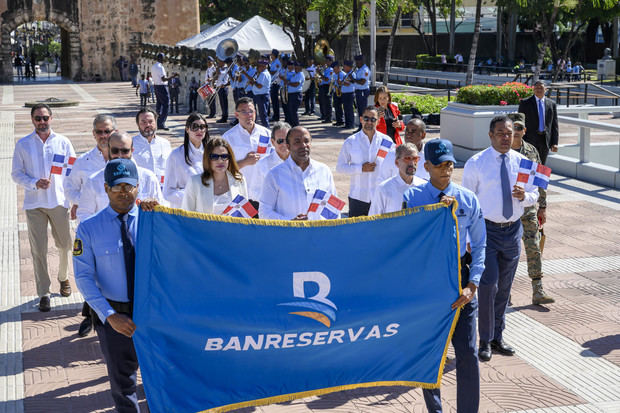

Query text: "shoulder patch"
[73, 239, 83, 256]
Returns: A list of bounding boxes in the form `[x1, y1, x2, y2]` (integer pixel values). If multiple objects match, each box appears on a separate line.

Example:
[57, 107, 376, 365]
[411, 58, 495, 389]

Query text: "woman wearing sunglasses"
[182, 137, 248, 214]
[163, 113, 209, 208]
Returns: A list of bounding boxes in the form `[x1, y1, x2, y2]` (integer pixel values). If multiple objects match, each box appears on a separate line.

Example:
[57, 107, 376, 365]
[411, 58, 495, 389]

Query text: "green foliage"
[199, 0, 260, 25]
[415, 54, 443, 69]
[392, 93, 449, 114]
[456, 82, 534, 106]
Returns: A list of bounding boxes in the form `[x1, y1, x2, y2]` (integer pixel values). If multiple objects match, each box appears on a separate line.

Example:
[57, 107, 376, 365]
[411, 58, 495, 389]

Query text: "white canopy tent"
[176, 17, 241, 48]
[194, 15, 300, 55]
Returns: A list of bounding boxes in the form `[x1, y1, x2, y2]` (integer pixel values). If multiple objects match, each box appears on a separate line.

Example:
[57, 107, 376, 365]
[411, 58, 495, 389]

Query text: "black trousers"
[218, 87, 229, 120]
[524, 133, 550, 164]
[348, 197, 371, 217]
[189, 91, 198, 112]
[94, 315, 140, 412]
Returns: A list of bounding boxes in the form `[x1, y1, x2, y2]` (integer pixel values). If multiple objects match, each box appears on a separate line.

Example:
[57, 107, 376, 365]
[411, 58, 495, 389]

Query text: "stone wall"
[0, 0, 199, 82]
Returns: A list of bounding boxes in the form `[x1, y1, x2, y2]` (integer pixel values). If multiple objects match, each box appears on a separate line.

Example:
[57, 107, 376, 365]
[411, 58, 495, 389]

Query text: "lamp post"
[370, 0, 376, 89]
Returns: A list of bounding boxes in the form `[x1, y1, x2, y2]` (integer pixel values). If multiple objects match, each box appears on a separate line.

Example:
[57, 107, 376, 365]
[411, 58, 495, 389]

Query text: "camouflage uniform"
[518, 140, 554, 304]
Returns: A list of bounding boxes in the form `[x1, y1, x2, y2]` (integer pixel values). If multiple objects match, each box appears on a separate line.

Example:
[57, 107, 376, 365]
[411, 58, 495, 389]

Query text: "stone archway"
[0, 1, 82, 83]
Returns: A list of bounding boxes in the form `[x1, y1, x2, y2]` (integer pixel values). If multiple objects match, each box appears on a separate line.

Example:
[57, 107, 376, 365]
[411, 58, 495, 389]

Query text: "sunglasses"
[513, 125, 524, 131]
[237, 110, 255, 116]
[209, 153, 230, 161]
[34, 116, 50, 122]
[276, 138, 286, 144]
[190, 123, 207, 131]
[110, 184, 136, 193]
[110, 147, 131, 155]
[95, 129, 114, 135]
[402, 156, 420, 162]
[363, 116, 377, 122]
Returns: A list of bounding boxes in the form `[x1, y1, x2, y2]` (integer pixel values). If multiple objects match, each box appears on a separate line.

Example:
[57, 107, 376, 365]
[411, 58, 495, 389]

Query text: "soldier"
[508, 113, 554, 305]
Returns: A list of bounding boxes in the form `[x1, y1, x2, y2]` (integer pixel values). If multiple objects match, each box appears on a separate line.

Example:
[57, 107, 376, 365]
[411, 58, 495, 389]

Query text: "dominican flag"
[307, 189, 345, 220]
[376, 138, 394, 160]
[50, 154, 76, 176]
[257, 135, 270, 155]
[221, 195, 258, 218]
[517, 158, 552, 189]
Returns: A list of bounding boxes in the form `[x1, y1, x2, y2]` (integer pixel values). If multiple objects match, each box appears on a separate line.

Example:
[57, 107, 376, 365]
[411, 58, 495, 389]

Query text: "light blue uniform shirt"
[230, 64, 239, 88]
[340, 69, 356, 94]
[237, 66, 249, 90]
[269, 59, 281, 77]
[354, 64, 370, 90]
[73, 205, 139, 323]
[244, 67, 257, 93]
[320, 67, 333, 86]
[306, 64, 316, 78]
[253, 69, 271, 95]
[287, 71, 304, 93]
[332, 71, 345, 94]
[403, 181, 486, 287]
[278, 67, 289, 87]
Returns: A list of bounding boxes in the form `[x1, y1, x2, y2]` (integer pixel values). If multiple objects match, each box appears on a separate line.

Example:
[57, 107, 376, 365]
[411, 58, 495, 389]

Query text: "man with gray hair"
[369, 143, 426, 215]
[378, 118, 430, 183]
[257, 121, 291, 183]
[65, 114, 117, 221]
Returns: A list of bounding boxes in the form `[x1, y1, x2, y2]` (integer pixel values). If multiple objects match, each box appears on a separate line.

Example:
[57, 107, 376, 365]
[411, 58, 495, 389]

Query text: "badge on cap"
[73, 239, 83, 256]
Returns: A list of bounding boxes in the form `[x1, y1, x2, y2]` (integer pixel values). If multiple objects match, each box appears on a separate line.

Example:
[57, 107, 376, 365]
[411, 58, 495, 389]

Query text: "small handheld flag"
[517, 158, 551, 189]
[376, 138, 394, 160]
[307, 189, 345, 220]
[222, 195, 258, 218]
[50, 154, 76, 177]
[257, 135, 270, 155]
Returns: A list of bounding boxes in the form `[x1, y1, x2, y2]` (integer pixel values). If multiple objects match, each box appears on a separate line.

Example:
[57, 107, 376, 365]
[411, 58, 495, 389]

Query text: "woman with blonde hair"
[182, 137, 248, 214]
[374, 85, 404, 145]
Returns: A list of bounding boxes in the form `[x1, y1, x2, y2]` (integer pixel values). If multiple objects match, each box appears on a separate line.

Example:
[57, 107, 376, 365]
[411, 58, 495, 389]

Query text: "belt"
[537, 131, 546, 135]
[485, 219, 517, 229]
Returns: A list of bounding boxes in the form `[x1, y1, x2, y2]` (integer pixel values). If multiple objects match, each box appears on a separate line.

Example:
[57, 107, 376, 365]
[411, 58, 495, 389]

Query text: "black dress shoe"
[78, 316, 93, 337]
[321, 119, 332, 123]
[160, 127, 170, 131]
[333, 122, 344, 126]
[491, 339, 516, 355]
[39, 296, 51, 312]
[216, 118, 228, 123]
[478, 341, 491, 362]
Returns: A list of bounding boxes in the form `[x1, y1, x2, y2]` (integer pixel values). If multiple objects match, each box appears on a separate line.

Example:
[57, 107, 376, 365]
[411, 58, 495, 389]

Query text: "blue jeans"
[253, 94, 270, 128]
[479, 220, 522, 343]
[154, 85, 169, 128]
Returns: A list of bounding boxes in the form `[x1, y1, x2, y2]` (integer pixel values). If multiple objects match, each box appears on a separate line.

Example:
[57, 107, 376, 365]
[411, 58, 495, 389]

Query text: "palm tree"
[465, 0, 482, 85]
[384, 5, 403, 85]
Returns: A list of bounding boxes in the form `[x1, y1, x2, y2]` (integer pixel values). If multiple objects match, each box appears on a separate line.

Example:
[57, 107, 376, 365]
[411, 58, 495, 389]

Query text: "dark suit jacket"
[517, 95, 558, 148]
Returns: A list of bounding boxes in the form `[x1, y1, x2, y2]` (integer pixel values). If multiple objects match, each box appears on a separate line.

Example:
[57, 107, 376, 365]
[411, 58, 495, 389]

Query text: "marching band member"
[331, 61, 345, 127]
[242, 57, 256, 100]
[215, 58, 231, 123]
[287, 61, 305, 127]
[268, 49, 282, 122]
[353, 55, 371, 127]
[182, 137, 248, 215]
[282, 60, 295, 124]
[318, 55, 334, 123]
[222, 97, 272, 208]
[205, 56, 217, 118]
[302, 57, 316, 116]
[341, 60, 357, 129]
[260, 126, 337, 220]
[248, 60, 271, 128]
[163, 113, 209, 208]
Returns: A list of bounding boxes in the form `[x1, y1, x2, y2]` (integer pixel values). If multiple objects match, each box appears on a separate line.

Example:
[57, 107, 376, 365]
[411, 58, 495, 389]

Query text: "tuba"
[206, 38, 239, 107]
[314, 39, 335, 66]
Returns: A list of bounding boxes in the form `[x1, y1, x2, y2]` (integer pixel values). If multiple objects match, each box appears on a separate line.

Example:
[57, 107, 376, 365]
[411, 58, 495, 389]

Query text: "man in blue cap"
[74, 158, 145, 412]
[269, 49, 282, 122]
[286, 61, 305, 127]
[353, 54, 371, 128]
[331, 61, 345, 126]
[341, 60, 357, 129]
[318, 55, 334, 123]
[403, 139, 486, 413]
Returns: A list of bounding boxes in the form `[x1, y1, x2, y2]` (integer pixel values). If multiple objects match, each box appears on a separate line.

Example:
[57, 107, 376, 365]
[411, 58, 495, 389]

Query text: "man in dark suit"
[518, 81, 558, 164]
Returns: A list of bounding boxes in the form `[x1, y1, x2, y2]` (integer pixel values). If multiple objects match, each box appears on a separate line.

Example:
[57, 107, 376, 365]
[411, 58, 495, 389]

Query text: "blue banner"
[133, 204, 462, 413]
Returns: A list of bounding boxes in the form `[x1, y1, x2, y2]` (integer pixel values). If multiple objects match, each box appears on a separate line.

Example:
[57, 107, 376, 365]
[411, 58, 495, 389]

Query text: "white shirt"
[222, 123, 272, 200]
[64, 146, 106, 205]
[461, 146, 538, 223]
[257, 150, 287, 185]
[12, 130, 76, 210]
[132, 133, 172, 186]
[377, 144, 429, 184]
[151, 62, 167, 85]
[205, 65, 216, 83]
[163, 144, 204, 208]
[215, 65, 229, 87]
[336, 129, 395, 203]
[369, 174, 426, 215]
[76, 164, 164, 222]
[260, 157, 337, 220]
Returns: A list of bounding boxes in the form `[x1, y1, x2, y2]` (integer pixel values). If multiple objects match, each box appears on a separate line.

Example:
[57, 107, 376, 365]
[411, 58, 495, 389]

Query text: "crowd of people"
[11, 74, 559, 412]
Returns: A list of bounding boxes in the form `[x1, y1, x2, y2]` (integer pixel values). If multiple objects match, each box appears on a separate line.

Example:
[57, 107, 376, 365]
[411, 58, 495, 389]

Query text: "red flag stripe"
[308, 203, 319, 212]
[241, 201, 258, 218]
[327, 195, 345, 210]
[377, 149, 387, 159]
[516, 173, 530, 183]
[50, 166, 63, 175]
[536, 164, 551, 176]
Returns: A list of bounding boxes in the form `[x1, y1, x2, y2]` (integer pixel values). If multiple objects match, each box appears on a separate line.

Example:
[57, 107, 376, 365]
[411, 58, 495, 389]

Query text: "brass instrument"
[313, 39, 335, 65]
[280, 79, 288, 104]
[337, 69, 354, 97]
[206, 38, 239, 107]
[314, 64, 324, 89]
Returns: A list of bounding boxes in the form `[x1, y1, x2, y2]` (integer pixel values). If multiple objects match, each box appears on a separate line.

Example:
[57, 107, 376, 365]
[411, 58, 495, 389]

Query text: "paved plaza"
[1, 81, 619, 413]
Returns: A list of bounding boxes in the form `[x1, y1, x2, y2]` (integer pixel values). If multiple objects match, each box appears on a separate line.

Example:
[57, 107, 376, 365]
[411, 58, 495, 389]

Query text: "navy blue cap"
[287, 60, 294, 66]
[207, 56, 214, 62]
[271, 49, 279, 56]
[331, 61, 340, 68]
[242, 56, 249, 63]
[156, 52, 165, 60]
[424, 139, 456, 165]
[354, 54, 363, 61]
[343, 59, 353, 66]
[104, 159, 138, 187]
[294, 60, 303, 67]
[326, 55, 334, 61]
[258, 59, 268, 65]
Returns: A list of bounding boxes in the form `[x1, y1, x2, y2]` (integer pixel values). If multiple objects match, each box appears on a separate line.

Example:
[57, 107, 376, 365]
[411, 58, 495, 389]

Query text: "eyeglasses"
[513, 125, 524, 131]
[95, 129, 114, 135]
[401, 156, 420, 162]
[237, 110, 255, 116]
[34, 116, 50, 122]
[110, 147, 132, 155]
[190, 123, 207, 131]
[209, 153, 230, 161]
[362, 116, 377, 122]
[109, 184, 136, 193]
[276, 138, 286, 144]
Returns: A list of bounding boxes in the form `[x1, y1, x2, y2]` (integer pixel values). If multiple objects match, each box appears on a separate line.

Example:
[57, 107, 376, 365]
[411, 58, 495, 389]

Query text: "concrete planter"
[440, 102, 518, 160]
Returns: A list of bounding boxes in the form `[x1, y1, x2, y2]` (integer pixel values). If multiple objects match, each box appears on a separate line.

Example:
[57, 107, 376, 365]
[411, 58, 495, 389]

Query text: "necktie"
[438, 192, 445, 201]
[118, 213, 135, 302]
[500, 154, 513, 220]
[537, 98, 545, 132]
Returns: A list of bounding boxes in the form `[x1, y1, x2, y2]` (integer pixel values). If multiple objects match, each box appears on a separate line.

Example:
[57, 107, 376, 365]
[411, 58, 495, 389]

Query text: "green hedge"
[392, 93, 449, 114]
[416, 54, 443, 70]
[455, 82, 534, 105]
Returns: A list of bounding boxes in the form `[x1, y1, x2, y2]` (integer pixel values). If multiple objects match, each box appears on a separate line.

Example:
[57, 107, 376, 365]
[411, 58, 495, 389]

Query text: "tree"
[465, 0, 482, 85]
[199, 0, 259, 25]
[384, 5, 403, 85]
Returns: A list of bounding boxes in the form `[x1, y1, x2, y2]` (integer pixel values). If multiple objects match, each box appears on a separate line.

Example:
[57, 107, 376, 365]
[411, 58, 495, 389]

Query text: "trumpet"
[337, 69, 354, 96]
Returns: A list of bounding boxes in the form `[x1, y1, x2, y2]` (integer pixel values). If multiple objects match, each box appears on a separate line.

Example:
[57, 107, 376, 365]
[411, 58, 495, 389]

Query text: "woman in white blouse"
[182, 137, 248, 214]
[163, 112, 209, 208]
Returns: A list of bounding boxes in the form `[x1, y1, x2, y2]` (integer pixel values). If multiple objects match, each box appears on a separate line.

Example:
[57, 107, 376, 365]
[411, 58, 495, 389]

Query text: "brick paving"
[0, 80, 619, 413]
